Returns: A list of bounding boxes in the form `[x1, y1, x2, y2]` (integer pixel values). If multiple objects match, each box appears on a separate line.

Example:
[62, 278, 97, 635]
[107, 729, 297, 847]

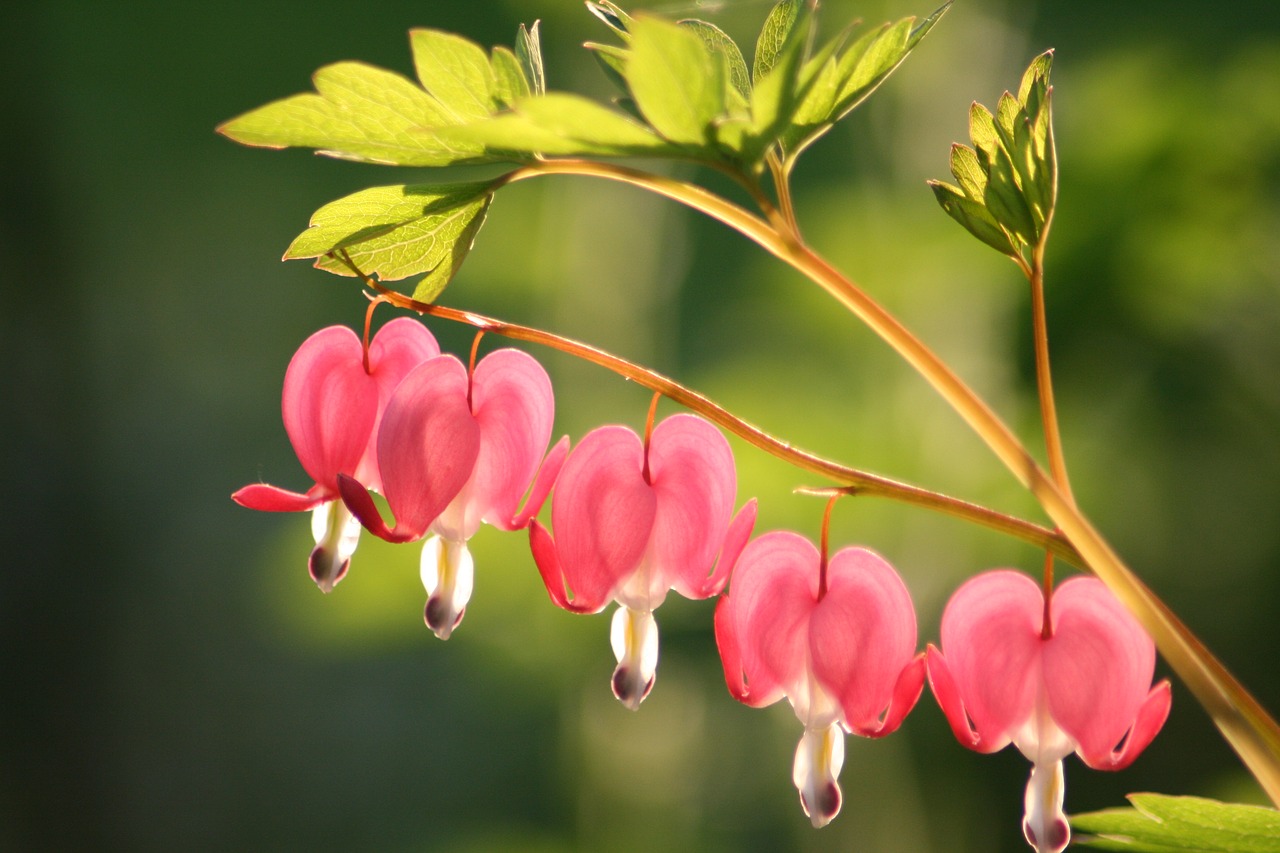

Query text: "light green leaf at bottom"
[1072, 794, 1280, 852]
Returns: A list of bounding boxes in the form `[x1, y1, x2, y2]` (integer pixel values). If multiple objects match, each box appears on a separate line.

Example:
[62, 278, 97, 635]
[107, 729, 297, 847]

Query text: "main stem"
[495, 158, 1280, 803]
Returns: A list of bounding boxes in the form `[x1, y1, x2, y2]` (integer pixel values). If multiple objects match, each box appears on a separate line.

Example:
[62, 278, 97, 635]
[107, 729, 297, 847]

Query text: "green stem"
[1027, 244, 1074, 504]
[491, 158, 1280, 804]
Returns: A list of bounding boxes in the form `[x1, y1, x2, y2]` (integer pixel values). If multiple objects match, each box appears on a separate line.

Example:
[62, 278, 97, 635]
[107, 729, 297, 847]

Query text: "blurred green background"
[4, 0, 1279, 850]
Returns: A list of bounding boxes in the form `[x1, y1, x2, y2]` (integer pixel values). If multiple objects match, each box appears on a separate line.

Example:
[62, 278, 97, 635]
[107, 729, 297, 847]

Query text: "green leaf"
[409, 28, 495, 121]
[490, 46, 530, 110]
[680, 19, 751, 108]
[516, 21, 546, 96]
[626, 16, 724, 147]
[586, 41, 630, 93]
[745, 8, 814, 152]
[1072, 794, 1280, 852]
[441, 93, 673, 157]
[587, 1, 634, 40]
[754, 0, 801, 85]
[1018, 49, 1054, 108]
[930, 180, 1016, 256]
[983, 142, 1037, 245]
[949, 143, 988, 201]
[285, 183, 492, 300]
[968, 101, 1000, 162]
[217, 62, 483, 166]
[835, 18, 911, 109]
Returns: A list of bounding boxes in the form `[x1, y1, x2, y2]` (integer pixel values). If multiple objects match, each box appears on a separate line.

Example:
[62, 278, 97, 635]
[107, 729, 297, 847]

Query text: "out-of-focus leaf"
[490, 46, 530, 109]
[586, 41, 630, 93]
[680, 19, 751, 107]
[930, 180, 1016, 256]
[1071, 794, 1280, 852]
[626, 16, 723, 147]
[835, 18, 911, 108]
[285, 183, 492, 299]
[441, 93, 674, 157]
[516, 21, 545, 96]
[217, 62, 483, 166]
[754, 0, 801, 85]
[409, 29, 495, 121]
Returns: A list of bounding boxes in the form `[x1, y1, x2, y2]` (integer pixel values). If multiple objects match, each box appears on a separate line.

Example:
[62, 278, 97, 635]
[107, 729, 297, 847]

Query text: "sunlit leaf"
[949, 143, 988, 201]
[754, 0, 801, 85]
[930, 180, 1016, 256]
[1018, 49, 1054, 108]
[1072, 794, 1280, 852]
[409, 28, 495, 121]
[746, 8, 814, 152]
[969, 101, 1000, 162]
[983, 143, 1037, 245]
[217, 62, 482, 166]
[516, 21, 546, 96]
[587, 1, 634, 40]
[285, 183, 493, 299]
[626, 16, 723, 147]
[441, 93, 674, 157]
[680, 18, 751, 107]
[490, 46, 530, 110]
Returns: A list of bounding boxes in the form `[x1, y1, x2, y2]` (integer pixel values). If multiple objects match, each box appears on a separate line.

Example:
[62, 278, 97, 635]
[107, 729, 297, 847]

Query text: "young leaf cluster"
[929, 52, 1057, 263]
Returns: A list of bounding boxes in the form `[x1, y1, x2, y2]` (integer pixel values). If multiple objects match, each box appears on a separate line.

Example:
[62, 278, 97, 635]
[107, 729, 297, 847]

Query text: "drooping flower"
[927, 570, 1172, 853]
[715, 531, 925, 827]
[233, 318, 438, 592]
[339, 347, 566, 639]
[531, 413, 756, 709]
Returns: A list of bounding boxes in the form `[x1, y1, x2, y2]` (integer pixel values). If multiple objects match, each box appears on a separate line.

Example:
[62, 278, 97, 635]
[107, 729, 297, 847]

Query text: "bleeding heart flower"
[339, 347, 566, 639]
[531, 413, 756, 709]
[233, 318, 438, 592]
[926, 570, 1172, 853]
[715, 530, 924, 827]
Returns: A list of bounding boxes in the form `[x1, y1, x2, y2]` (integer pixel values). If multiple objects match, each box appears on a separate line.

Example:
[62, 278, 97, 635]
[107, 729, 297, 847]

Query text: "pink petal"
[434, 348, 555, 540]
[547, 426, 656, 610]
[809, 547, 919, 732]
[939, 570, 1044, 749]
[232, 483, 328, 512]
[530, 520, 603, 614]
[850, 652, 926, 738]
[1042, 576, 1159, 764]
[281, 326, 378, 494]
[722, 531, 819, 703]
[679, 498, 758, 600]
[357, 318, 440, 487]
[926, 644, 996, 752]
[503, 437, 570, 532]
[715, 590, 786, 707]
[337, 473, 407, 542]
[373, 356, 481, 540]
[644, 414, 737, 597]
[1078, 680, 1171, 771]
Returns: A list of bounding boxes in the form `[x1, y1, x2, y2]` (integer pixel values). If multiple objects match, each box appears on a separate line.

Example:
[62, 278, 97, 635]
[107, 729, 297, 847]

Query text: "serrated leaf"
[835, 17, 911, 108]
[217, 62, 483, 166]
[754, 0, 801, 85]
[440, 93, 674, 157]
[587, 1, 634, 40]
[969, 101, 1000, 161]
[680, 19, 750, 108]
[745, 8, 814, 151]
[410, 29, 495, 121]
[516, 21, 545, 97]
[949, 143, 988, 201]
[930, 180, 1016, 256]
[490, 46, 530, 110]
[626, 16, 724, 147]
[286, 183, 492, 297]
[984, 142, 1037, 245]
[1072, 794, 1280, 852]
[1018, 49, 1054, 107]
